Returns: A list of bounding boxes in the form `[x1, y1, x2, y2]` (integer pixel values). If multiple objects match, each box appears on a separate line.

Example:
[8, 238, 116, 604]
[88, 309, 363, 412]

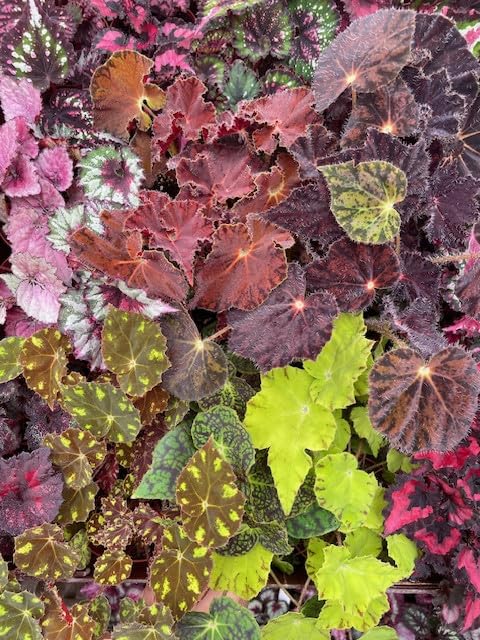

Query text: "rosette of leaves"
[232, 1, 293, 62]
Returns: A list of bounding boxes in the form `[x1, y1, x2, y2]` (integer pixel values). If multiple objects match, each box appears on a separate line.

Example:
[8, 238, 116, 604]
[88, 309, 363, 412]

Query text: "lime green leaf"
[0, 337, 24, 383]
[351, 406, 385, 457]
[191, 406, 255, 474]
[327, 414, 351, 453]
[262, 613, 329, 639]
[304, 313, 373, 411]
[344, 528, 382, 558]
[133, 423, 195, 501]
[209, 543, 273, 600]
[387, 534, 418, 579]
[176, 438, 246, 548]
[363, 486, 387, 532]
[319, 160, 407, 244]
[150, 524, 212, 618]
[306, 538, 327, 580]
[244, 366, 336, 515]
[314, 545, 398, 631]
[56, 481, 99, 524]
[177, 597, 260, 639]
[0, 557, 7, 593]
[44, 427, 106, 488]
[14, 524, 80, 580]
[69, 529, 91, 571]
[102, 307, 170, 396]
[386, 449, 413, 473]
[0, 590, 44, 640]
[315, 453, 378, 531]
[62, 382, 142, 443]
[286, 504, 338, 539]
[94, 550, 132, 585]
[360, 626, 398, 640]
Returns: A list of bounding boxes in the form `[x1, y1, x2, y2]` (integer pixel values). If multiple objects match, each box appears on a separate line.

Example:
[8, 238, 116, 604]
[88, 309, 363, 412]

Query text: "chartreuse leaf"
[14, 524, 80, 580]
[112, 622, 173, 640]
[0, 337, 24, 383]
[133, 422, 195, 501]
[327, 414, 351, 454]
[20, 328, 71, 408]
[313, 545, 398, 631]
[304, 313, 373, 411]
[262, 612, 329, 639]
[314, 453, 378, 531]
[387, 534, 418, 579]
[351, 406, 385, 456]
[0, 557, 7, 592]
[0, 590, 44, 640]
[62, 382, 141, 443]
[386, 449, 413, 473]
[361, 627, 398, 639]
[177, 596, 260, 640]
[209, 543, 273, 600]
[306, 538, 327, 580]
[191, 406, 255, 474]
[244, 366, 336, 515]
[319, 161, 407, 244]
[44, 427, 106, 488]
[344, 528, 382, 558]
[150, 524, 212, 618]
[94, 550, 133, 586]
[102, 307, 170, 397]
[363, 486, 387, 533]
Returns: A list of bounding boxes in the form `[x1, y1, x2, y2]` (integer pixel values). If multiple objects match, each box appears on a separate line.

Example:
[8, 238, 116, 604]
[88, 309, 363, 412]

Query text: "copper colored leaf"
[229, 263, 338, 372]
[130, 421, 166, 487]
[133, 386, 169, 424]
[306, 238, 400, 312]
[56, 482, 98, 525]
[91, 51, 166, 139]
[149, 524, 212, 618]
[93, 549, 132, 586]
[159, 310, 228, 402]
[41, 588, 96, 640]
[20, 329, 71, 409]
[313, 9, 415, 112]
[14, 523, 80, 581]
[368, 347, 480, 453]
[102, 307, 170, 397]
[192, 217, 293, 312]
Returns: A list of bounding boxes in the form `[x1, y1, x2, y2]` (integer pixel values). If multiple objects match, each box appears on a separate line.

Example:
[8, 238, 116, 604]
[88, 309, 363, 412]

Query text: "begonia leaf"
[386, 533, 418, 580]
[232, 2, 292, 62]
[261, 612, 329, 639]
[62, 382, 142, 443]
[41, 588, 96, 640]
[191, 406, 255, 475]
[209, 543, 273, 600]
[102, 307, 170, 397]
[159, 310, 228, 402]
[0, 337, 23, 383]
[313, 9, 415, 112]
[350, 406, 385, 457]
[304, 313, 373, 411]
[176, 438, 246, 548]
[344, 527, 382, 559]
[150, 524, 212, 618]
[44, 427, 106, 489]
[307, 239, 400, 312]
[224, 60, 261, 109]
[244, 366, 337, 515]
[176, 596, 260, 640]
[314, 453, 378, 531]
[91, 50, 166, 138]
[93, 549, 132, 586]
[289, 122, 338, 181]
[286, 503, 339, 539]
[112, 622, 173, 640]
[132, 503, 164, 548]
[133, 422, 195, 501]
[360, 628, 398, 640]
[0, 557, 7, 592]
[35, 146, 73, 193]
[14, 523, 80, 580]
[20, 328, 70, 409]
[245, 452, 284, 524]
[87, 496, 134, 550]
[0, 590, 44, 640]
[218, 521, 291, 557]
[368, 346, 480, 453]
[133, 386, 169, 424]
[56, 482, 99, 525]
[0, 76, 41, 124]
[129, 421, 166, 487]
[198, 377, 255, 419]
[192, 217, 293, 312]
[457, 260, 480, 318]
[457, 91, 480, 177]
[228, 263, 337, 372]
[319, 160, 407, 245]
[0, 447, 64, 536]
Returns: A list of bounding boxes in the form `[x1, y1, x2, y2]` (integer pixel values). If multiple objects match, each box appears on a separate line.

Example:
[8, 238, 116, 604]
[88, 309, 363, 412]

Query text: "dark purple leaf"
[289, 123, 338, 180]
[394, 251, 441, 307]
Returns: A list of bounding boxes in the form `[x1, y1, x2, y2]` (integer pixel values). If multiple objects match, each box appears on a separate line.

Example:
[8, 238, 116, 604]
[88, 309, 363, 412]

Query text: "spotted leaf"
[20, 329, 71, 409]
[176, 438, 246, 548]
[94, 549, 132, 586]
[319, 161, 407, 245]
[61, 382, 141, 444]
[56, 482, 98, 525]
[87, 497, 134, 551]
[14, 523, 80, 581]
[0, 557, 7, 592]
[102, 307, 170, 397]
[0, 337, 24, 383]
[198, 377, 255, 420]
[177, 596, 260, 640]
[0, 590, 44, 640]
[41, 587, 96, 640]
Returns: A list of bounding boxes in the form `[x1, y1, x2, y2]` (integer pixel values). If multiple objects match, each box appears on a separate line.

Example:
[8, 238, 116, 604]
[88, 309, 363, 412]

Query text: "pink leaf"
[35, 146, 73, 192]
[4, 307, 49, 338]
[0, 76, 42, 124]
[0, 120, 17, 183]
[1, 154, 40, 198]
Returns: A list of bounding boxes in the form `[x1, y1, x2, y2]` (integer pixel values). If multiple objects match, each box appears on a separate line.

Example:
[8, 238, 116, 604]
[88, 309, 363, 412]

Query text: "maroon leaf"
[395, 251, 441, 307]
[289, 123, 338, 180]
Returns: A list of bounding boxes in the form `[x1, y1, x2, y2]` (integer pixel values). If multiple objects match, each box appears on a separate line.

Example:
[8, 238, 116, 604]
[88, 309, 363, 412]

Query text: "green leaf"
[198, 376, 255, 420]
[112, 622, 175, 640]
[262, 613, 329, 639]
[360, 626, 399, 640]
[314, 453, 378, 531]
[0, 590, 44, 640]
[69, 528, 91, 570]
[88, 595, 111, 640]
[224, 60, 261, 109]
[244, 366, 336, 515]
[220, 522, 292, 556]
[176, 438, 246, 548]
[344, 527, 382, 558]
[306, 538, 327, 580]
[93, 549, 132, 586]
[286, 504, 338, 539]
[351, 406, 385, 457]
[387, 534, 418, 579]
[363, 486, 387, 532]
[0, 557, 7, 593]
[150, 524, 212, 618]
[191, 406, 255, 475]
[209, 544, 273, 600]
[133, 423, 196, 500]
[102, 307, 170, 397]
[327, 414, 351, 453]
[0, 337, 24, 383]
[62, 382, 142, 443]
[14, 524, 80, 581]
[304, 313, 373, 411]
[319, 160, 407, 244]
[386, 449, 413, 473]
[245, 451, 284, 524]
[177, 596, 260, 639]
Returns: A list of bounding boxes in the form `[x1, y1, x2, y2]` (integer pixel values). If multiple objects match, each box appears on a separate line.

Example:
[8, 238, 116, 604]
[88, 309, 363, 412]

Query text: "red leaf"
[458, 548, 480, 593]
[384, 478, 434, 535]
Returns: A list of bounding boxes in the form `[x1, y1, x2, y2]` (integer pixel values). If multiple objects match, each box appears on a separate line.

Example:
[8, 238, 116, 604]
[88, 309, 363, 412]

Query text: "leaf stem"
[295, 577, 311, 612]
[269, 569, 300, 608]
[205, 325, 232, 342]
[430, 252, 480, 265]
